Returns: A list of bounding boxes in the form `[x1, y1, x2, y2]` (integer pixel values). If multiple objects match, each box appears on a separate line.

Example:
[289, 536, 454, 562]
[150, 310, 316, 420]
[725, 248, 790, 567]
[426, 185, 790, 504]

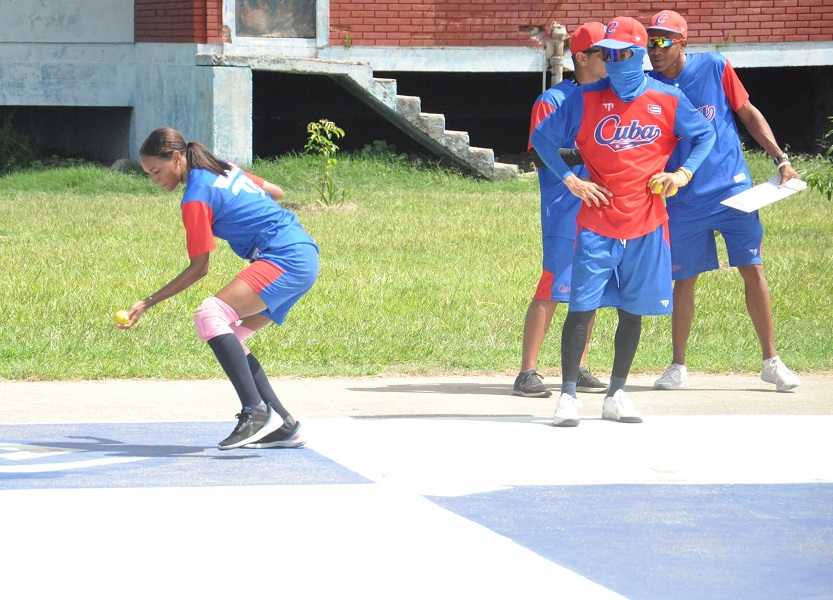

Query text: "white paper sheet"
[720, 175, 807, 213]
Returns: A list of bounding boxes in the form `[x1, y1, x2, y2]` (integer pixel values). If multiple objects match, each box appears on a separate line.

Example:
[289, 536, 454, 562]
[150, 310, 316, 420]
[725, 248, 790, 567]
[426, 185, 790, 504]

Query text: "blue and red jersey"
[528, 78, 591, 240]
[650, 53, 752, 216]
[180, 165, 316, 260]
[528, 79, 578, 150]
[531, 77, 714, 240]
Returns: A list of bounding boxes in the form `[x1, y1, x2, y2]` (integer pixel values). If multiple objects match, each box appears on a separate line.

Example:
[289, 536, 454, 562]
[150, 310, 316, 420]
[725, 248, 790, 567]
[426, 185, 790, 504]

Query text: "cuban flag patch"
[648, 104, 662, 115]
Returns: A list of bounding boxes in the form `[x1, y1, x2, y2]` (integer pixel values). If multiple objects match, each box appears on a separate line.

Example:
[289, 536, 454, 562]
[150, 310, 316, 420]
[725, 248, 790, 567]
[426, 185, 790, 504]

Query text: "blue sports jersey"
[650, 53, 752, 217]
[180, 165, 316, 260]
[529, 79, 590, 240]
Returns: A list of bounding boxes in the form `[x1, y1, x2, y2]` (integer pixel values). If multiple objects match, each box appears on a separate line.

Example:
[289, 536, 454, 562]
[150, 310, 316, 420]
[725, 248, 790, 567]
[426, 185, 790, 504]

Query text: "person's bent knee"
[230, 322, 255, 355]
[194, 297, 239, 341]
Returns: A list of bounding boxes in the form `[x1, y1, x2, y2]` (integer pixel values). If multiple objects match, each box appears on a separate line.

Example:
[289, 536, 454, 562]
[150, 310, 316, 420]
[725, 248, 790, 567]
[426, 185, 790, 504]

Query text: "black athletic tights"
[207, 333, 290, 419]
[561, 309, 642, 383]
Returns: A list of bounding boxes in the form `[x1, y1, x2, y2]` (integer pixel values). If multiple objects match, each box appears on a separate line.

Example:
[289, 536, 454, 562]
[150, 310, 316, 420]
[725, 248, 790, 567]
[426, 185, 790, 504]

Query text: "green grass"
[0, 152, 831, 380]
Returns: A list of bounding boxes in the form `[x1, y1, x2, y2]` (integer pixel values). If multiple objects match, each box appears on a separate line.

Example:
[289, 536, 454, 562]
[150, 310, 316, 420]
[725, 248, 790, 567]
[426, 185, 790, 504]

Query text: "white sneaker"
[654, 363, 688, 390]
[761, 356, 801, 392]
[553, 393, 582, 427]
[602, 389, 643, 423]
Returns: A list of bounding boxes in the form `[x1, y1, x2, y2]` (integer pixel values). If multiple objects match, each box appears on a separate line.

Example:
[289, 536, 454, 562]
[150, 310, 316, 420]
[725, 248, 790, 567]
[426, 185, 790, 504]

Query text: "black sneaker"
[218, 405, 281, 450]
[512, 370, 552, 397]
[244, 416, 307, 449]
[576, 367, 607, 394]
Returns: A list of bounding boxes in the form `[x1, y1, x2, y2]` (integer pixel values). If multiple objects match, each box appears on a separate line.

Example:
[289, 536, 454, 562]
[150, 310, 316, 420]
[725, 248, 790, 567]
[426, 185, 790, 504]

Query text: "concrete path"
[2, 373, 831, 422]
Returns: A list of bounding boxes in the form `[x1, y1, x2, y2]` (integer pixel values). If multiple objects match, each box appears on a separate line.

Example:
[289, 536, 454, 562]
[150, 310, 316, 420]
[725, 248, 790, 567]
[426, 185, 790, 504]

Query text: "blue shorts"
[534, 235, 575, 302]
[237, 242, 319, 324]
[668, 206, 763, 281]
[569, 224, 673, 316]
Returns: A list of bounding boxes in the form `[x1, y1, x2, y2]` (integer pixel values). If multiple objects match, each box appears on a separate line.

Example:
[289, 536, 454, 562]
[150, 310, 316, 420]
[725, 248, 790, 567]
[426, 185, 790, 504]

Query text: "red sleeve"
[243, 170, 264, 188]
[721, 60, 750, 112]
[528, 100, 556, 151]
[181, 200, 216, 259]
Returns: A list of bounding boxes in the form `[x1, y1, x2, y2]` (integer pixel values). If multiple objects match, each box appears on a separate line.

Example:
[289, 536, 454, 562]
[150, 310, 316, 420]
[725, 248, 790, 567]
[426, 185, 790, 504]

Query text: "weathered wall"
[330, 1, 555, 47]
[135, 0, 224, 43]
[0, 0, 136, 160]
[328, 0, 833, 47]
[133, 45, 252, 164]
[0, 44, 135, 107]
[0, 1, 250, 163]
[0, 0, 135, 107]
[0, 0, 133, 43]
[127, 0, 833, 48]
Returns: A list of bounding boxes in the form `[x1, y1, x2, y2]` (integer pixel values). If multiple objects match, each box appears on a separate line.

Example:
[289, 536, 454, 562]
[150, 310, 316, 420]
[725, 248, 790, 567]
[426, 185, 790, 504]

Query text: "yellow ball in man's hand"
[650, 179, 678, 197]
[114, 310, 130, 325]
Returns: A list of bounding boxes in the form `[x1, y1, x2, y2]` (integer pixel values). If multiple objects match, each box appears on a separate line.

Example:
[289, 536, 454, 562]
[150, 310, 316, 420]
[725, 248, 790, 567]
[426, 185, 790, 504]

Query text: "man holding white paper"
[646, 10, 802, 392]
[720, 174, 807, 213]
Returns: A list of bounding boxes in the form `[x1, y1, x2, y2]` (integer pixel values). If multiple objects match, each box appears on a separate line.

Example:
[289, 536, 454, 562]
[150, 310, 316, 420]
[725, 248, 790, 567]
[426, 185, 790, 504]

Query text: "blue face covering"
[605, 45, 647, 102]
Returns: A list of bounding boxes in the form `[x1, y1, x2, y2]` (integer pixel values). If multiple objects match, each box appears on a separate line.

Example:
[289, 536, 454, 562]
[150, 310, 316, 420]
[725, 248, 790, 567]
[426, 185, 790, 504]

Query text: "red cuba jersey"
[574, 85, 681, 239]
[531, 77, 715, 240]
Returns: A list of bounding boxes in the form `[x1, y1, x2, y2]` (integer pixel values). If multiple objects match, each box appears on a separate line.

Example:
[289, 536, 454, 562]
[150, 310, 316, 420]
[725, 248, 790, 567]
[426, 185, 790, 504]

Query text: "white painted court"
[2, 376, 832, 599]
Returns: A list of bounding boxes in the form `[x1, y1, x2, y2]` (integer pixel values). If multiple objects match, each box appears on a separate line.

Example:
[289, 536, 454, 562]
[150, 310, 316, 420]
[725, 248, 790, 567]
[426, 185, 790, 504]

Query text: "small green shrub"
[304, 119, 351, 206]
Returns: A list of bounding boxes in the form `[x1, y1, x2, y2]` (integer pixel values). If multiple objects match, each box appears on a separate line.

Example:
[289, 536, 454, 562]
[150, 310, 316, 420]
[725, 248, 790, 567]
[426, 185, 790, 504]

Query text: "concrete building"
[1, 1, 831, 177]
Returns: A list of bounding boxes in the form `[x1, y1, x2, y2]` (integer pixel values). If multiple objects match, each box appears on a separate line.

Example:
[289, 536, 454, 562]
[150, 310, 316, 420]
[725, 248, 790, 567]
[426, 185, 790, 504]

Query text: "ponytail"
[185, 141, 231, 177]
[139, 127, 231, 177]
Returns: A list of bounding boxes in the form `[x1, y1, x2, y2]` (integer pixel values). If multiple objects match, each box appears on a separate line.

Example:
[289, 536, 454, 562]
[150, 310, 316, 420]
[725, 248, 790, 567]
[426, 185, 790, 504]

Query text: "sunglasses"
[602, 48, 634, 62]
[647, 37, 684, 49]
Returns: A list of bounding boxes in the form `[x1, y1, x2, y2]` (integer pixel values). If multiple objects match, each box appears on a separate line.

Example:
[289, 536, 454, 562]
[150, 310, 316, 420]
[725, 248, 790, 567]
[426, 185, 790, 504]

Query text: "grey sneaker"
[654, 363, 689, 390]
[602, 389, 643, 423]
[512, 370, 552, 398]
[553, 393, 582, 427]
[576, 366, 607, 393]
[244, 416, 307, 449]
[761, 356, 801, 392]
[218, 405, 281, 450]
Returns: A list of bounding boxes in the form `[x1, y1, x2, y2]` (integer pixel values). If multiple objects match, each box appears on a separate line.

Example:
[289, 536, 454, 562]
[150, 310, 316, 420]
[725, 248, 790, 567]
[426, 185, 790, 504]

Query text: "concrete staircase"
[204, 54, 519, 180]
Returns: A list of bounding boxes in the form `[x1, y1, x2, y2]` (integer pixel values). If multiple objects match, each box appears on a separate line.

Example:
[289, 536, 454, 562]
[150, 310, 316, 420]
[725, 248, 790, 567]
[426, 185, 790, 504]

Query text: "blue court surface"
[2, 415, 832, 599]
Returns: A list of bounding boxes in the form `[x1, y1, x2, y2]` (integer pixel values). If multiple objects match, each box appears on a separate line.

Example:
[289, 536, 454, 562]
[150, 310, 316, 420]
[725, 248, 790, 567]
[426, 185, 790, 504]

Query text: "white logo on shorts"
[661, 299, 670, 308]
[749, 249, 759, 256]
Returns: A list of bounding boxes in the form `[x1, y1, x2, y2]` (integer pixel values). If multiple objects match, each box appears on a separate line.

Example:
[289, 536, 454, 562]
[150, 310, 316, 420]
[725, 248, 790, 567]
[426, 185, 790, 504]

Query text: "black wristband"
[773, 153, 788, 165]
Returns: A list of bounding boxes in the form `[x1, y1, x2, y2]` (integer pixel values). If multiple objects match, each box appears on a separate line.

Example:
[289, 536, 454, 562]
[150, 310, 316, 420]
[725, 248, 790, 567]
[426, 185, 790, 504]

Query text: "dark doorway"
[251, 66, 833, 162]
[252, 70, 543, 160]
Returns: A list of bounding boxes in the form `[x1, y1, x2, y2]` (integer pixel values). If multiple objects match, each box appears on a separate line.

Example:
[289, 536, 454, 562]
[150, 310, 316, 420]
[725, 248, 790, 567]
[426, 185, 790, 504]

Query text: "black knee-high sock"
[562, 311, 594, 386]
[246, 353, 290, 420]
[207, 334, 264, 410]
[611, 309, 642, 380]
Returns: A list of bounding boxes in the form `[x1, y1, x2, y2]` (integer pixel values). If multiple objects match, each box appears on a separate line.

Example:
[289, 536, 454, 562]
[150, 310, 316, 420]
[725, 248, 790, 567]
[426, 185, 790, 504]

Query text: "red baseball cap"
[648, 10, 688, 38]
[569, 21, 607, 54]
[594, 16, 648, 49]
